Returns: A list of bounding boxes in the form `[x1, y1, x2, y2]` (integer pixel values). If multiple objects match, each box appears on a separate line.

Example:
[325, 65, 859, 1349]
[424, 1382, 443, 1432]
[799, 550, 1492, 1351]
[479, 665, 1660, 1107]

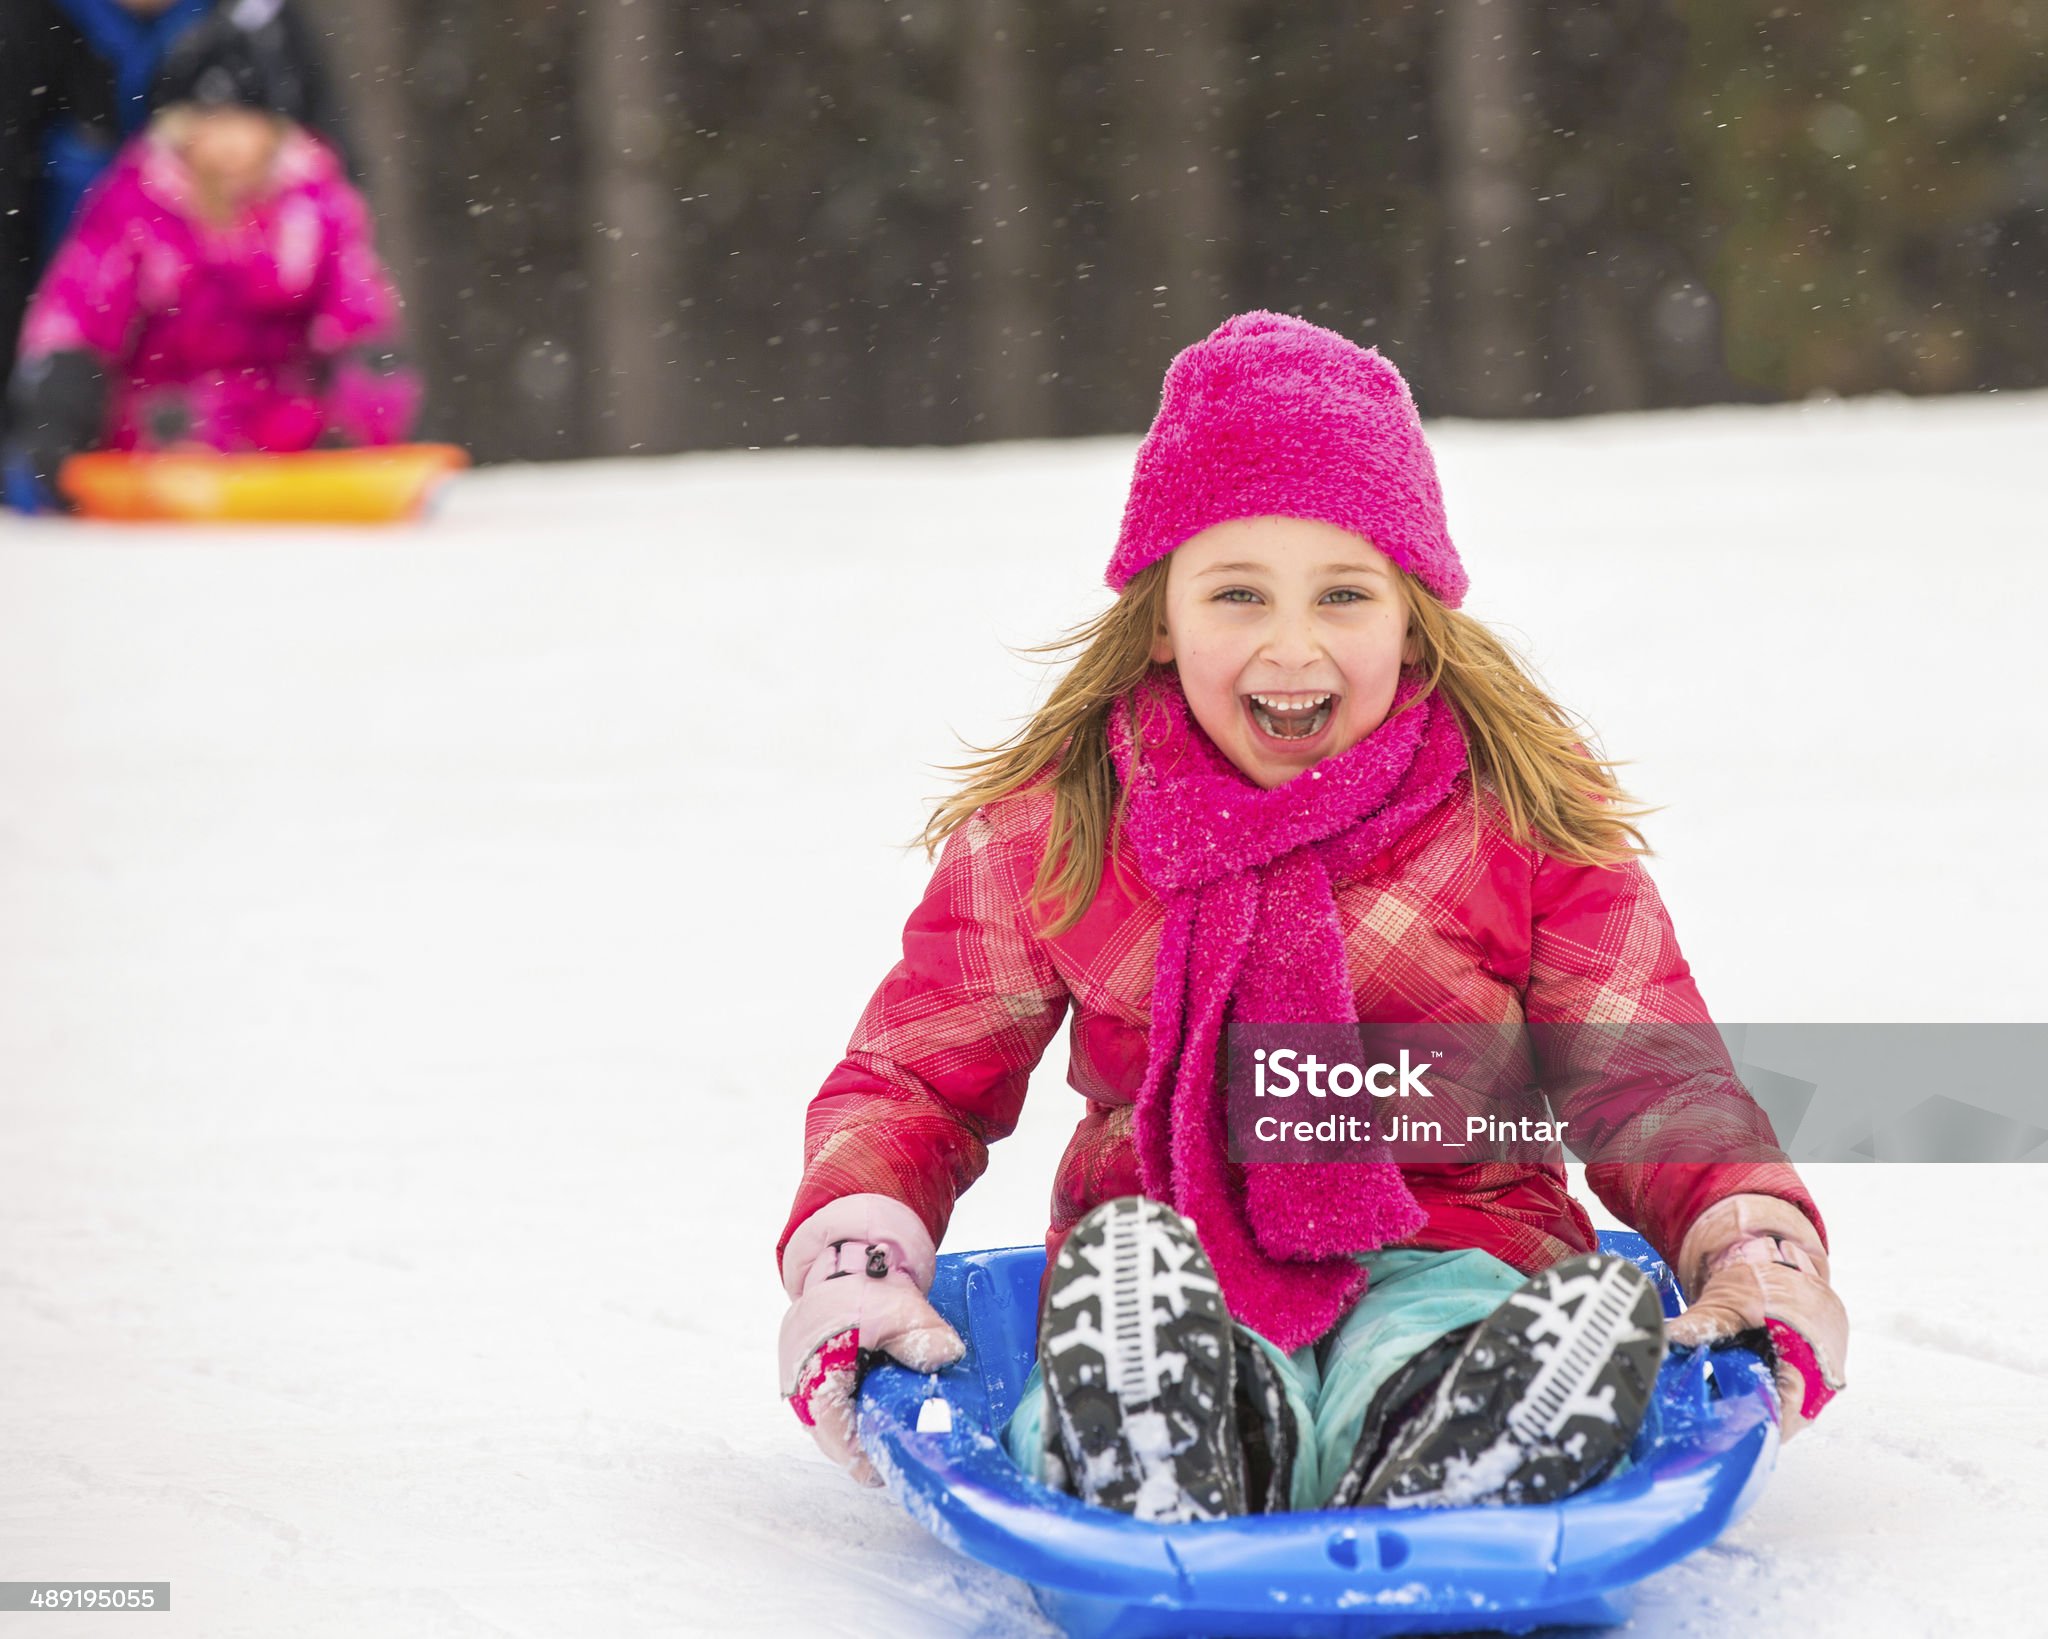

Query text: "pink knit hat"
[1105, 310, 1467, 608]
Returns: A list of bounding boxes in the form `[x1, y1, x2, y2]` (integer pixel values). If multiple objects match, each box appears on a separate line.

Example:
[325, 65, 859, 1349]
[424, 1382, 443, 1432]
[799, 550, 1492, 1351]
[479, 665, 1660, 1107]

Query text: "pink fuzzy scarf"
[1107, 665, 1470, 1349]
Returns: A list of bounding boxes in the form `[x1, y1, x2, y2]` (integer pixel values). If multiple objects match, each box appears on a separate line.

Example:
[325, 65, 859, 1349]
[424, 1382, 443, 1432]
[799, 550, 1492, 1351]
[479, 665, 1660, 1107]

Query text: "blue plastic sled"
[860, 1232, 1779, 1638]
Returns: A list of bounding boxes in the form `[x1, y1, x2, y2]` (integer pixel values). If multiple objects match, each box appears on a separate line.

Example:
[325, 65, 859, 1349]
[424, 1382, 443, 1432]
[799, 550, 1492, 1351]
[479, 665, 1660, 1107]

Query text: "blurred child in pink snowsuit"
[3, 18, 418, 510]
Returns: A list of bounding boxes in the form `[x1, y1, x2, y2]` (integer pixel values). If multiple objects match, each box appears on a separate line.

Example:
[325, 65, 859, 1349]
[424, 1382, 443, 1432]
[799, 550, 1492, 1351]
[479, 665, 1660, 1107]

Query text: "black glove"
[4, 350, 107, 512]
[140, 391, 197, 448]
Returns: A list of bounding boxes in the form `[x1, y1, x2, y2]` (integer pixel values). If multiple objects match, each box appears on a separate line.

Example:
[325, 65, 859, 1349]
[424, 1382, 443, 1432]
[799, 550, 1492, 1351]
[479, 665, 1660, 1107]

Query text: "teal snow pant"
[1002, 1246, 1535, 1512]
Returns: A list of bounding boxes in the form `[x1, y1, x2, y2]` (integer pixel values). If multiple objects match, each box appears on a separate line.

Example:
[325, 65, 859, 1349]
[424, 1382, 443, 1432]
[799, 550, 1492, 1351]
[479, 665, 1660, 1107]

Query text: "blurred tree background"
[306, 0, 2048, 463]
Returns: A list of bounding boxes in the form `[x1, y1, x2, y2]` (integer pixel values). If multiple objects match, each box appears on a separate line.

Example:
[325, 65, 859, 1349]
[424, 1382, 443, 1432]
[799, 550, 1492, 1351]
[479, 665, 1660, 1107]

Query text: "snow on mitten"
[778, 1194, 964, 1487]
[1664, 1193, 1848, 1440]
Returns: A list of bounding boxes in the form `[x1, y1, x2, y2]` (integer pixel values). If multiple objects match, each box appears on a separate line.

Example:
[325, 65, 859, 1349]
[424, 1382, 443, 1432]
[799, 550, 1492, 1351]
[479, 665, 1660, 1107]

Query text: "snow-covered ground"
[2, 391, 2045, 1638]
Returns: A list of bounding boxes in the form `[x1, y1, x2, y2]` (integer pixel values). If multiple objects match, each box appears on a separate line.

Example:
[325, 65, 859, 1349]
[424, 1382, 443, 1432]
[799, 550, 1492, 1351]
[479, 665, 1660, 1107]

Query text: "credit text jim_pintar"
[1246, 1046, 1570, 1150]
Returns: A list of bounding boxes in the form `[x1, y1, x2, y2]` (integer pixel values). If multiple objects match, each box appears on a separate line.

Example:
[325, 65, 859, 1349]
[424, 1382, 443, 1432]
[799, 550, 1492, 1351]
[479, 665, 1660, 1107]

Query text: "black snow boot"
[1324, 1320, 1479, 1509]
[1337, 1251, 1665, 1510]
[1039, 1196, 1247, 1522]
[1234, 1331, 1305, 1514]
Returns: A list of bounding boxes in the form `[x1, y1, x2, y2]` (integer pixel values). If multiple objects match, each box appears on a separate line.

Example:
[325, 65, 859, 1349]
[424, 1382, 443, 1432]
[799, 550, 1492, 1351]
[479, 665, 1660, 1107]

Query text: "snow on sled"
[860, 1231, 1779, 1639]
[59, 444, 469, 524]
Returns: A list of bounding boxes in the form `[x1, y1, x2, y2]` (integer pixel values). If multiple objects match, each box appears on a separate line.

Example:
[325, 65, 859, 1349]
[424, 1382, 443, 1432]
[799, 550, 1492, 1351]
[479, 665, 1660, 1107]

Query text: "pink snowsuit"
[17, 123, 418, 453]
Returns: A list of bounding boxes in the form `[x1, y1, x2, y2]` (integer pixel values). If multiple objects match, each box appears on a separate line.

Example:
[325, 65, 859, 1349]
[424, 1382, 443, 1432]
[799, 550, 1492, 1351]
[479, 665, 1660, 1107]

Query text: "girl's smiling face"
[1149, 516, 1419, 790]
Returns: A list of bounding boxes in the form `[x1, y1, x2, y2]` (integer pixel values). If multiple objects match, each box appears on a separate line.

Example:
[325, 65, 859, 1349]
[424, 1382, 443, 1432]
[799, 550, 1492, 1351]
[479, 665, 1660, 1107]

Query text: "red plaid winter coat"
[779, 770, 1823, 1300]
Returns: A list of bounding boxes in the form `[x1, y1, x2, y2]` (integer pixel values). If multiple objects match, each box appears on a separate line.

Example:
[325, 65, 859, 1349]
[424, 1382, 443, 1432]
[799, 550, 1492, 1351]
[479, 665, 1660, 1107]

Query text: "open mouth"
[1244, 691, 1336, 744]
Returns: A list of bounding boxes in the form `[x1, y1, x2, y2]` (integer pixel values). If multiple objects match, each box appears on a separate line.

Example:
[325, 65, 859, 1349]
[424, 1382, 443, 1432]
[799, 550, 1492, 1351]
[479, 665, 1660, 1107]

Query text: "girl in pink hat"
[776, 312, 1849, 1518]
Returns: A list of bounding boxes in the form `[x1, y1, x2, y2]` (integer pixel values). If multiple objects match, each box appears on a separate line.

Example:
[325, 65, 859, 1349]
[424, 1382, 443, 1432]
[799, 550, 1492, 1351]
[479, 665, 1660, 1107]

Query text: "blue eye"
[1210, 587, 1371, 605]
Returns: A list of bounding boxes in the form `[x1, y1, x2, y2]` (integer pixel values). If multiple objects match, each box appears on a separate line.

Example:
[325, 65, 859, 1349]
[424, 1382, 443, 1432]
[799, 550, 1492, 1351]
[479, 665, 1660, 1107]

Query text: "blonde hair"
[915, 559, 1658, 937]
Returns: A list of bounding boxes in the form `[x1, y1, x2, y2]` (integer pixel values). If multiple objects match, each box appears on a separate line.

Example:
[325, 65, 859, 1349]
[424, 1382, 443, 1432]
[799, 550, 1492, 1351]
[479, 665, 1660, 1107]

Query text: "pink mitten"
[320, 349, 424, 448]
[778, 1194, 965, 1486]
[1664, 1193, 1849, 1440]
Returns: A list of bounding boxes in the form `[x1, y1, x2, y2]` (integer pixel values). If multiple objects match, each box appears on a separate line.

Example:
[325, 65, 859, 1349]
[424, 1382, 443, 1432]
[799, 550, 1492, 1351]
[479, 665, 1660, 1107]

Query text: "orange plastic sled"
[59, 443, 470, 524]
